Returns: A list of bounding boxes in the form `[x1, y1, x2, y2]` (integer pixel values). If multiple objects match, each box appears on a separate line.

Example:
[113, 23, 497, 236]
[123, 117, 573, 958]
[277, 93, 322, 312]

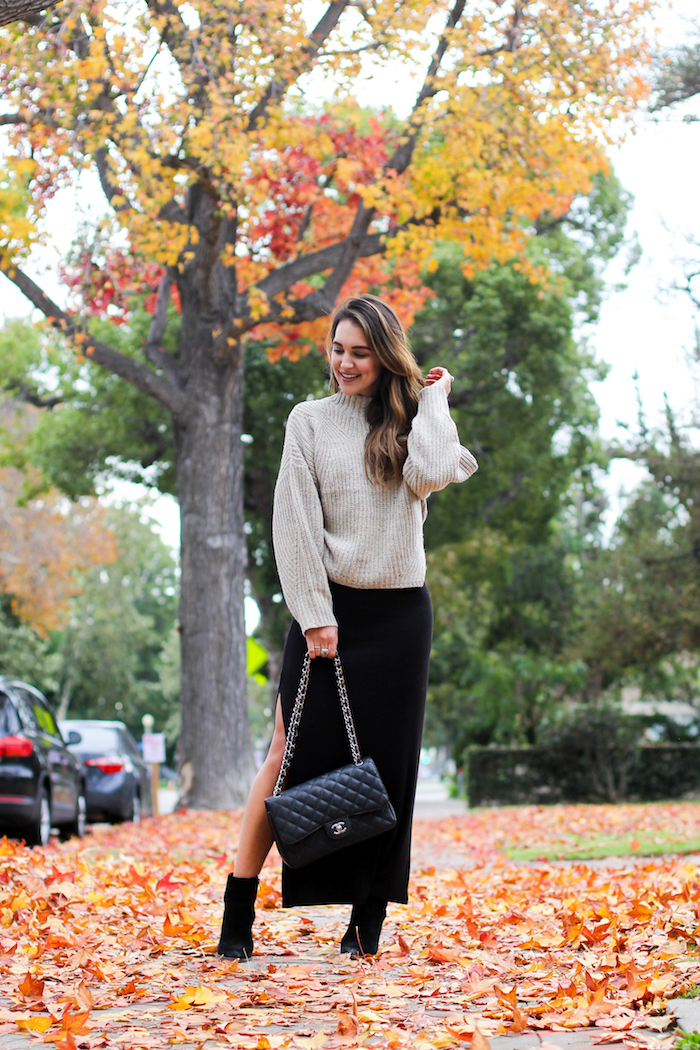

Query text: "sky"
[1, 0, 699, 555]
[591, 103, 700, 518]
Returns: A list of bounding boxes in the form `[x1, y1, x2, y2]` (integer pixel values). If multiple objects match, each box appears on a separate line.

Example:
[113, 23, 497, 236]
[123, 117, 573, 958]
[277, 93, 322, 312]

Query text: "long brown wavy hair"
[326, 295, 425, 486]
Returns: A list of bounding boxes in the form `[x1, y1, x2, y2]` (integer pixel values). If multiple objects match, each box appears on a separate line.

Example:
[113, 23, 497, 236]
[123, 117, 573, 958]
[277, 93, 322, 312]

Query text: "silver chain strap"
[272, 652, 363, 797]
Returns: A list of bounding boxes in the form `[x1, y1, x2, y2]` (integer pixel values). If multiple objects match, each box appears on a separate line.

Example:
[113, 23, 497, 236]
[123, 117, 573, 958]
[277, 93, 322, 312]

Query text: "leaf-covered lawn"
[417, 802, 700, 863]
[0, 803, 699, 1049]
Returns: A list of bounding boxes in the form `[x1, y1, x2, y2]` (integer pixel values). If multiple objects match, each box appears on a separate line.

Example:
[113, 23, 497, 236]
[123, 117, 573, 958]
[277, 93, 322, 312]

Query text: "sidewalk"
[0, 795, 697, 1050]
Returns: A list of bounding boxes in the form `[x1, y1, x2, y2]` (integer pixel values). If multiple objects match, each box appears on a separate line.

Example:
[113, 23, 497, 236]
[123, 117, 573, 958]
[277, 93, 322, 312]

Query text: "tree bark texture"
[174, 347, 255, 808]
[0, 0, 56, 25]
[171, 184, 255, 809]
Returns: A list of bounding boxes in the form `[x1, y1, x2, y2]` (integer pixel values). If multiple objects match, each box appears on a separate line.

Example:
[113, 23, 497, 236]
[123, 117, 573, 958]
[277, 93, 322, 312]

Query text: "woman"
[217, 294, 478, 959]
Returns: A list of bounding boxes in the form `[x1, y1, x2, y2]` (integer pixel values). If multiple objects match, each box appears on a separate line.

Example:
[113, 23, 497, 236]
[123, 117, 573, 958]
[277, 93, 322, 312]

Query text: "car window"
[15, 688, 59, 737]
[120, 730, 142, 761]
[0, 692, 22, 737]
[11, 690, 40, 732]
[65, 726, 120, 754]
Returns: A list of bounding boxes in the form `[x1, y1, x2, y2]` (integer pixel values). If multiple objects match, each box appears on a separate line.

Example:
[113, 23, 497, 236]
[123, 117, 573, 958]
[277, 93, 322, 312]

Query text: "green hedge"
[466, 743, 700, 807]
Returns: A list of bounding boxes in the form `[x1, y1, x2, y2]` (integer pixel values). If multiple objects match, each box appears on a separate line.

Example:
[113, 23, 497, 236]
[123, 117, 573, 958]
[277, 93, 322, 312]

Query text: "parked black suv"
[0, 677, 87, 846]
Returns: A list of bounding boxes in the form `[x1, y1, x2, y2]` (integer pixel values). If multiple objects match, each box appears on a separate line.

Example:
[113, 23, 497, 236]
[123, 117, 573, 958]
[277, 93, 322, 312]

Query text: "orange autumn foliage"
[0, 0, 652, 355]
[0, 409, 117, 635]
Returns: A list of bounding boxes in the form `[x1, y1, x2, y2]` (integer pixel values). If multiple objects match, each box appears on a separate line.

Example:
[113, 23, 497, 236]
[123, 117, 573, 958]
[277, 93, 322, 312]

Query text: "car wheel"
[59, 788, 87, 841]
[24, 788, 51, 848]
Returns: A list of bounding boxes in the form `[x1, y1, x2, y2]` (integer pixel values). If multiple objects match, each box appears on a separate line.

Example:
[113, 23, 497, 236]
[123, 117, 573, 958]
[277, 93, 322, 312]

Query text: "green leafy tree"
[50, 504, 179, 741]
[0, 594, 59, 692]
[572, 409, 700, 701]
[0, 486, 178, 744]
[651, 21, 700, 113]
[414, 170, 629, 551]
[426, 533, 585, 758]
[420, 171, 633, 757]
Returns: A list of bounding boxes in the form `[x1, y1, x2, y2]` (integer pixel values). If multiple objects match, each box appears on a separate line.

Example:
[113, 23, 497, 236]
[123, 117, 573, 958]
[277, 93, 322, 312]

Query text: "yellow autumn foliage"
[0, 0, 652, 336]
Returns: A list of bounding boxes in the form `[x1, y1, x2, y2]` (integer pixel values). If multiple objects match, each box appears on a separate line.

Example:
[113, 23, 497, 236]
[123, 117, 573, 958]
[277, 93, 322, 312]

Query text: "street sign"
[142, 732, 166, 764]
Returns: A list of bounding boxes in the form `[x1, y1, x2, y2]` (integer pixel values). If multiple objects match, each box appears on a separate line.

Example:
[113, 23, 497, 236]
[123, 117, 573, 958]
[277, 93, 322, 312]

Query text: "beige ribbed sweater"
[272, 383, 478, 633]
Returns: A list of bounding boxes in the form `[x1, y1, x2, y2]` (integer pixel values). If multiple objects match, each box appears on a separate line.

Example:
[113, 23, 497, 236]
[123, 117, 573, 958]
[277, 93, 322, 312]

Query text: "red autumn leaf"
[45, 867, 76, 886]
[58, 1008, 91, 1035]
[427, 944, 462, 963]
[478, 931, 499, 948]
[124, 865, 150, 888]
[18, 973, 44, 997]
[495, 985, 517, 1008]
[156, 871, 185, 893]
[163, 913, 194, 937]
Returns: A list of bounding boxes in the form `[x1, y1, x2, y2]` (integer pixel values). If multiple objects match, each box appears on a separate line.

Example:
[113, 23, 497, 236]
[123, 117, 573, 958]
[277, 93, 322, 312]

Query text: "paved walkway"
[408, 784, 700, 1044]
[1, 786, 697, 1049]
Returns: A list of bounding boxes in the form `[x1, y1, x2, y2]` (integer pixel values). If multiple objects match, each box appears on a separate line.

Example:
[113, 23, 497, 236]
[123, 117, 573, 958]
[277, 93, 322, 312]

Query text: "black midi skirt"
[277, 581, 433, 907]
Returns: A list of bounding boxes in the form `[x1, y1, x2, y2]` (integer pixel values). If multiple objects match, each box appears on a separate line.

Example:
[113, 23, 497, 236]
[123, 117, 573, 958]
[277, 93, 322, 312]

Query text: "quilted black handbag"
[265, 652, 397, 869]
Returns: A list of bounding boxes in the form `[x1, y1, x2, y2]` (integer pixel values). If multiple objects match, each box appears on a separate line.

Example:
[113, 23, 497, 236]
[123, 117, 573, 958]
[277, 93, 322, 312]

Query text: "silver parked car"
[59, 720, 153, 824]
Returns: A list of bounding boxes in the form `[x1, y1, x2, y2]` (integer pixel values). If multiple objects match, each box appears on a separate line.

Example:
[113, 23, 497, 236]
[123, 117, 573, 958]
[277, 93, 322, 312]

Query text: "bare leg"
[233, 696, 286, 879]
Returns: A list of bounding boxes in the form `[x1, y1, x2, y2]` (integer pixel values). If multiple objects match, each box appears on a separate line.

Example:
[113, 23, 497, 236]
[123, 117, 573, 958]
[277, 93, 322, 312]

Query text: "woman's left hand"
[425, 366, 454, 393]
[305, 626, 338, 659]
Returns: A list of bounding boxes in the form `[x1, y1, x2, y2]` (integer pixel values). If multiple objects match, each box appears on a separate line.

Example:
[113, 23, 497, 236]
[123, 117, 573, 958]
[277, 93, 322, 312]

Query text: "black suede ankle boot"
[217, 874, 259, 960]
[340, 896, 387, 956]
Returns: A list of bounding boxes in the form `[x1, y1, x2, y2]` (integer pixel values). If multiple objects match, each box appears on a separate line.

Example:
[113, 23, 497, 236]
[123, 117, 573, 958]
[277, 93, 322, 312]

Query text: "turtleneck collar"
[329, 391, 372, 421]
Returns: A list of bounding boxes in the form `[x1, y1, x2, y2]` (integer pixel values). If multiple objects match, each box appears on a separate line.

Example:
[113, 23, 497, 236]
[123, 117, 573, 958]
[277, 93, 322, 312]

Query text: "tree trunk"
[174, 347, 255, 808]
[55, 672, 73, 723]
[0, 0, 56, 26]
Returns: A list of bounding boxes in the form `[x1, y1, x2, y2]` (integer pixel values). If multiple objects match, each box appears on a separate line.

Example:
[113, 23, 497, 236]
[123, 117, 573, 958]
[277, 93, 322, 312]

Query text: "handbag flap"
[265, 758, 391, 846]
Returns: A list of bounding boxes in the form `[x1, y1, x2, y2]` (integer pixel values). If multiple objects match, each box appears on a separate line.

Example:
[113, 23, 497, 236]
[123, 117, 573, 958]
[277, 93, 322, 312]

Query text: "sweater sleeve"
[402, 383, 479, 500]
[272, 405, 337, 634]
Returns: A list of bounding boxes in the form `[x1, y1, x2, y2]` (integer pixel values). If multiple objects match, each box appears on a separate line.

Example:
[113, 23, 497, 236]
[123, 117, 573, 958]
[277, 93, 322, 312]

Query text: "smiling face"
[330, 319, 383, 398]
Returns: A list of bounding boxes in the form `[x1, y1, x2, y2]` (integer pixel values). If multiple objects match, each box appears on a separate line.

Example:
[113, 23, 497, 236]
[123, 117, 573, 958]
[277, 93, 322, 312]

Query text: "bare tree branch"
[388, 0, 467, 175]
[0, 262, 187, 415]
[93, 146, 133, 214]
[0, 0, 56, 25]
[3, 381, 62, 409]
[278, 0, 468, 318]
[0, 114, 26, 125]
[144, 269, 181, 387]
[256, 232, 385, 301]
[247, 1, 350, 130]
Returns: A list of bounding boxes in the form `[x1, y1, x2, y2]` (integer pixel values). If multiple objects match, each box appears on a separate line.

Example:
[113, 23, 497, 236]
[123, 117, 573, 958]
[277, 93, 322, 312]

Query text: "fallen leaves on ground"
[411, 802, 700, 864]
[0, 803, 697, 1049]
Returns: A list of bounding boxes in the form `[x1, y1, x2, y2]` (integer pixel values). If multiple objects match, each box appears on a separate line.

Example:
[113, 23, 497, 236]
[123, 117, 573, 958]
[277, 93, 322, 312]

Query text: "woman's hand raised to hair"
[424, 366, 454, 394]
[305, 626, 338, 659]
